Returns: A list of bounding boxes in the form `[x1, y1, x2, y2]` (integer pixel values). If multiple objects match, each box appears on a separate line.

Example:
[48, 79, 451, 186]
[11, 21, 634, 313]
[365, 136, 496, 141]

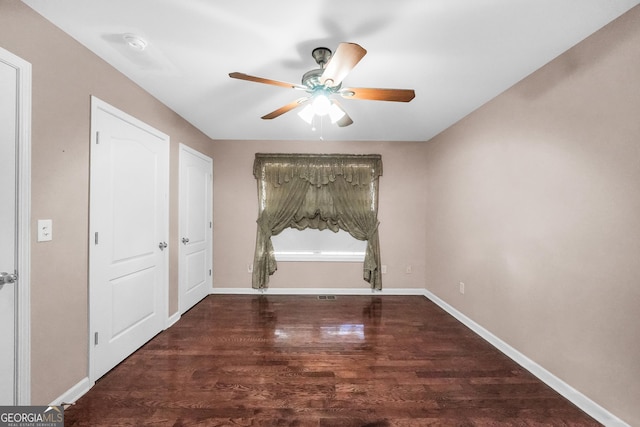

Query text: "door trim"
[0, 46, 31, 405]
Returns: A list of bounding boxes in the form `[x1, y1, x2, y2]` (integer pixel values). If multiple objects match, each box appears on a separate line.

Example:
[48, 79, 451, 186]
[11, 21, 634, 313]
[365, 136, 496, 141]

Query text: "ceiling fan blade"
[332, 101, 353, 127]
[340, 87, 415, 102]
[320, 43, 367, 87]
[337, 114, 353, 127]
[261, 98, 309, 120]
[229, 72, 306, 90]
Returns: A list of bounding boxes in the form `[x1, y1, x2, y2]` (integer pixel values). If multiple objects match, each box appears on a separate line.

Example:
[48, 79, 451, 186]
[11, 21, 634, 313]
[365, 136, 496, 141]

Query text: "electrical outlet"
[459, 282, 465, 294]
[247, 263, 253, 273]
[405, 265, 412, 274]
[381, 265, 387, 274]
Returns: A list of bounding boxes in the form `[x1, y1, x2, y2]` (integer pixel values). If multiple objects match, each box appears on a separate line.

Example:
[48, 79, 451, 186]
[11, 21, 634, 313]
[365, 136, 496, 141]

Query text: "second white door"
[179, 144, 212, 314]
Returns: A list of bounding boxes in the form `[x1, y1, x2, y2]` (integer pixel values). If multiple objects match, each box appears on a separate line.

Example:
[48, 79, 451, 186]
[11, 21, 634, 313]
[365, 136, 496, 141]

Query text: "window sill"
[274, 252, 365, 262]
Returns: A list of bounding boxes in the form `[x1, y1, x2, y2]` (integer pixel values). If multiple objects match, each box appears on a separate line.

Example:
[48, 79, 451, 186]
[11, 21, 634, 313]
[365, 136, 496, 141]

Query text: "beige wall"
[211, 139, 427, 290]
[0, 2, 215, 404]
[424, 6, 640, 425]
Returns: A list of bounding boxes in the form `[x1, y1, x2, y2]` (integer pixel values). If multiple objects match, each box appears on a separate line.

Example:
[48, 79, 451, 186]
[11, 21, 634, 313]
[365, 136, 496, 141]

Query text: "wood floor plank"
[64, 295, 601, 426]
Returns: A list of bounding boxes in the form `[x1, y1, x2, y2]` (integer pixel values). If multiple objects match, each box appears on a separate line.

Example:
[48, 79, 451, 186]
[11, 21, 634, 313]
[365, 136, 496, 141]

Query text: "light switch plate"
[37, 219, 53, 242]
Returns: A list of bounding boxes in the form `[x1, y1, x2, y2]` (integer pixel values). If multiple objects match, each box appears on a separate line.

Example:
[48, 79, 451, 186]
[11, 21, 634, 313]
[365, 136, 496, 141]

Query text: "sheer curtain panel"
[252, 153, 383, 290]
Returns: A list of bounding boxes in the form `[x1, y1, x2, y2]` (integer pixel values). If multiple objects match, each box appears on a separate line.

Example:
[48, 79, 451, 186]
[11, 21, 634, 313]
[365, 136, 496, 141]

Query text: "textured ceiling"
[23, 0, 639, 141]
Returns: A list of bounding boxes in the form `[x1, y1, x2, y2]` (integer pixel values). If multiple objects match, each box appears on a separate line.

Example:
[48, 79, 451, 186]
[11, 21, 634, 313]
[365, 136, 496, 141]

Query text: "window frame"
[272, 227, 367, 262]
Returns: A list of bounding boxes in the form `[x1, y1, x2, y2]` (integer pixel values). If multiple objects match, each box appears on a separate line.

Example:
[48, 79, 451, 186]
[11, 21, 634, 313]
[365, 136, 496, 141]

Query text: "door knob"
[0, 272, 17, 285]
[181, 237, 189, 244]
[158, 241, 168, 250]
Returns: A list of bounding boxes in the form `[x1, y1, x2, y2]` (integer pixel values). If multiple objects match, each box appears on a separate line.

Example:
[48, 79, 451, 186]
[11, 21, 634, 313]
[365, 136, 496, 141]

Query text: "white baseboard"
[210, 287, 425, 296]
[49, 376, 93, 407]
[166, 311, 181, 329]
[423, 289, 629, 427]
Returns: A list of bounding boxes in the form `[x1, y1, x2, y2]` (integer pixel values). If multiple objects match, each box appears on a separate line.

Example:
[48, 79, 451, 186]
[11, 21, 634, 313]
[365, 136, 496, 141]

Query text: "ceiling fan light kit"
[298, 100, 346, 125]
[229, 42, 415, 128]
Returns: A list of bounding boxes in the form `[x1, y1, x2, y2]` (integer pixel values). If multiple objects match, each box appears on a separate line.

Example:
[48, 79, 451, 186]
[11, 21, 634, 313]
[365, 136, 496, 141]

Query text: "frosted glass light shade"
[297, 104, 315, 124]
[329, 103, 346, 123]
[312, 94, 331, 116]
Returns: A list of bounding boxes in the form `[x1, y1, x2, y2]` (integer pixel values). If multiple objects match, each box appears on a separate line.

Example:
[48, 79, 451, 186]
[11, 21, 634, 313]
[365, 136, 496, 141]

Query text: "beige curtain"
[252, 153, 383, 290]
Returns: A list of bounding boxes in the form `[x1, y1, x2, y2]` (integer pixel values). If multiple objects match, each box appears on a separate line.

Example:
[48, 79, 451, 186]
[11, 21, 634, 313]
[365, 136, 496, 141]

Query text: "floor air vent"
[317, 295, 336, 300]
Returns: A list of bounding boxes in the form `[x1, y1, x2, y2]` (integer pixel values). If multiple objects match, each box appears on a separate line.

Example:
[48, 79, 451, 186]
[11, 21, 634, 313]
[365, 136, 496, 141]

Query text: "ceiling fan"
[229, 43, 415, 127]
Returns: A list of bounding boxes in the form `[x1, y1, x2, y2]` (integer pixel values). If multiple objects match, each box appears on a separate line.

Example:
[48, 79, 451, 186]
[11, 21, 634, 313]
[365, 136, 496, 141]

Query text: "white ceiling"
[23, 0, 639, 142]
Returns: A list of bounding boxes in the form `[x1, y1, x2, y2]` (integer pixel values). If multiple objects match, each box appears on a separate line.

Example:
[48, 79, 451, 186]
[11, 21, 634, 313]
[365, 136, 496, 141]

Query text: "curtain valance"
[252, 153, 383, 291]
[254, 153, 383, 188]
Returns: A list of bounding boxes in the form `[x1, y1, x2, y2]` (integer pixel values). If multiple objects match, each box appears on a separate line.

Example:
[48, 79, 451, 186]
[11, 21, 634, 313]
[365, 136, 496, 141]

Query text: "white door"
[179, 144, 212, 313]
[0, 47, 30, 405]
[90, 97, 169, 381]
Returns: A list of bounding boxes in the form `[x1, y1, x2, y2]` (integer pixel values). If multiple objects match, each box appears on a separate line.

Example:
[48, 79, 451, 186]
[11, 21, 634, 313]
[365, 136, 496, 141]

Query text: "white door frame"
[0, 46, 31, 405]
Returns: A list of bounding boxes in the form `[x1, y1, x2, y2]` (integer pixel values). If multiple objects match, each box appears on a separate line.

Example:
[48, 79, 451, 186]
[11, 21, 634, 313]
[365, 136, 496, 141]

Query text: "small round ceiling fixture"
[122, 33, 147, 51]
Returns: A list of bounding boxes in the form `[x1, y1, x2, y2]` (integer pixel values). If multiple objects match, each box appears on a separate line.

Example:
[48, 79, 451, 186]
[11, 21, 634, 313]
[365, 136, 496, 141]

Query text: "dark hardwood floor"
[65, 295, 601, 426]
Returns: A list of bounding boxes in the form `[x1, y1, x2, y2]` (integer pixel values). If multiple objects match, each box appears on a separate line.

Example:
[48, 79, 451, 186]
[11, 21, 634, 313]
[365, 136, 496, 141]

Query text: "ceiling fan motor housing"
[303, 47, 341, 92]
[302, 68, 341, 92]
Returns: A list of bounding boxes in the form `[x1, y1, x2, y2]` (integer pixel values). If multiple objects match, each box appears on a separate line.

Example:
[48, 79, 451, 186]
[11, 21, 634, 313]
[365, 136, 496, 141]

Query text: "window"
[272, 228, 367, 262]
[252, 153, 383, 290]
